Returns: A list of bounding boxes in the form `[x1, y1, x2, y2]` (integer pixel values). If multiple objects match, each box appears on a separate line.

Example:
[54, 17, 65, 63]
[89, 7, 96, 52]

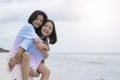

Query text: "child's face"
[41, 22, 53, 37]
[32, 15, 44, 28]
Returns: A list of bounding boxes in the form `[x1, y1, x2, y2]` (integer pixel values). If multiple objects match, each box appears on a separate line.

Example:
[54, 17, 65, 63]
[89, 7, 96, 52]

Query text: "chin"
[34, 25, 39, 28]
[35, 26, 39, 28]
[43, 34, 48, 37]
[44, 35, 48, 37]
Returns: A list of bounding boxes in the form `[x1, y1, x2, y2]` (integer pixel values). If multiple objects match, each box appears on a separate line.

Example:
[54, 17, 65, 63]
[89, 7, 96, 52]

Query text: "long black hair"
[36, 20, 57, 44]
[28, 10, 48, 30]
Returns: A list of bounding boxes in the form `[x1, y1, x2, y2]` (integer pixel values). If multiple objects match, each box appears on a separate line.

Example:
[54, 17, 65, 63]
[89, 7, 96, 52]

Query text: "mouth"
[34, 23, 40, 28]
[43, 30, 49, 35]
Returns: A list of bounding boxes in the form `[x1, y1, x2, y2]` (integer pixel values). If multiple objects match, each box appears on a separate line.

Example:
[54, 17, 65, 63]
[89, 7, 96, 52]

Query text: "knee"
[22, 52, 30, 62]
[41, 68, 50, 77]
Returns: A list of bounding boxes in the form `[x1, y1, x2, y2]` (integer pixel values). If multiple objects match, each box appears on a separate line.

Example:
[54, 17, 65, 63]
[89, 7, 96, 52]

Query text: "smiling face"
[32, 15, 44, 28]
[41, 21, 53, 37]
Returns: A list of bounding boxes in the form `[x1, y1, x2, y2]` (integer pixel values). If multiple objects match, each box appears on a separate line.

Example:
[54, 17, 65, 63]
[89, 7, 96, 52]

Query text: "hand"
[46, 46, 50, 51]
[41, 50, 49, 59]
[39, 43, 49, 51]
[35, 41, 49, 58]
[44, 53, 49, 59]
[44, 45, 50, 51]
[29, 68, 40, 77]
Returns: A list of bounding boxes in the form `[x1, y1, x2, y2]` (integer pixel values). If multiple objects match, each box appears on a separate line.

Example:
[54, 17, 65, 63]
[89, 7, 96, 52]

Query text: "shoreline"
[0, 48, 9, 53]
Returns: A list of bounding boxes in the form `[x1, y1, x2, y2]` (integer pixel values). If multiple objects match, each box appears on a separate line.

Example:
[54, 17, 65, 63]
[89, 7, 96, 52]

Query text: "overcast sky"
[0, 0, 120, 53]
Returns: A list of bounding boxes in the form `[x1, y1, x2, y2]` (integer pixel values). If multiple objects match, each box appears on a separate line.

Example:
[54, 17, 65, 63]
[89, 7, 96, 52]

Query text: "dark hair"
[36, 20, 57, 44]
[28, 10, 48, 27]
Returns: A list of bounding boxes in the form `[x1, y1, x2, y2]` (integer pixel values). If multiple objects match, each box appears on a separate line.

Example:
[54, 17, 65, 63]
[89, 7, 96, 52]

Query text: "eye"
[36, 18, 43, 23]
[49, 27, 52, 30]
[40, 19, 43, 22]
[44, 24, 48, 27]
[36, 18, 39, 21]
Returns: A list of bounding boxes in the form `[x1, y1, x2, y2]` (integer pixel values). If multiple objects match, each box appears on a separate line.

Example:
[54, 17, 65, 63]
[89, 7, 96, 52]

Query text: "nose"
[46, 27, 50, 31]
[37, 20, 42, 25]
[45, 27, 50, 33]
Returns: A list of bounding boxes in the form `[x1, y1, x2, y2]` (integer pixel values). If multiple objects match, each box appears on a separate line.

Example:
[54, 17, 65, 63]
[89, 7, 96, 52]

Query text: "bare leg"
[37, 63, 50, 80]
[8, 47, 24, 70]
[29, 59, 46, 77]
[21, 52, 30, 80]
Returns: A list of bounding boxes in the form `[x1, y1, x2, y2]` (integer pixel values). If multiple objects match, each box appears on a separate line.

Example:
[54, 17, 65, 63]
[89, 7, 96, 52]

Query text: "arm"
[40, 41, 50, 63]
[44, 41, 50, 51]
[25, 25, 49, 57]
[34, 38, 49, 58]
[41, 41, 50, 63]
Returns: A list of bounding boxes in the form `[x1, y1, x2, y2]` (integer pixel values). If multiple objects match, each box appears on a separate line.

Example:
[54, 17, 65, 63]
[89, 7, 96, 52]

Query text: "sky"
[0, 0, 120, 53]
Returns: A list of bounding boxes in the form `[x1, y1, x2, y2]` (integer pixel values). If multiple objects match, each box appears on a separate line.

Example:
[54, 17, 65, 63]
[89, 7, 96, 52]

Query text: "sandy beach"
[0, 53, 120, 80]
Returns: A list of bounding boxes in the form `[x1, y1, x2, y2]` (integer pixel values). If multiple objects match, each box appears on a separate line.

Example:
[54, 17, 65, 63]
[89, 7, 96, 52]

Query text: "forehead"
[37, 15, 44, 19]
[45, 22, 53, 27]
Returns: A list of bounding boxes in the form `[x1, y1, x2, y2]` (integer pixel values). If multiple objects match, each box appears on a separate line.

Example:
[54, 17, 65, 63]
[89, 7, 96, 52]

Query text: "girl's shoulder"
[21, 23, 34, 31]
[18, 23, 35, 35]
[24, 23, 33, 28]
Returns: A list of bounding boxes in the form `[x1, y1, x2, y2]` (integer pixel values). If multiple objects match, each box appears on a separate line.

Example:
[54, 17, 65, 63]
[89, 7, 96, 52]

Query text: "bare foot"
[29, 68, 40, 77]
[8, 62, 14, 71]
[8, 56, 17, 71]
